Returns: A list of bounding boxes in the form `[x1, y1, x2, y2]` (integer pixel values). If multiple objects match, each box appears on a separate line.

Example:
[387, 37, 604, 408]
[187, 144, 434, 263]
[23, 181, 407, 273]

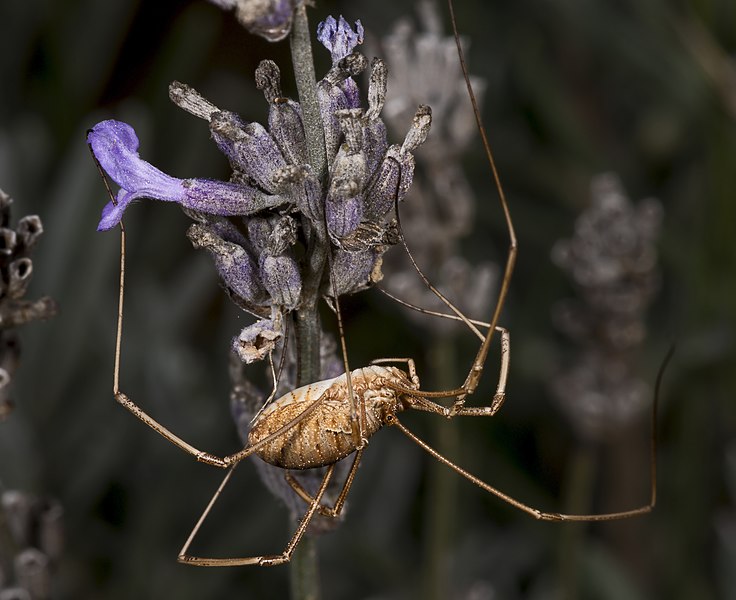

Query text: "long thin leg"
[285, 449, 364, 518]
[249, 320, 291, 426]
[376, 286, 490, 343]
[179, 465, 336, 567]
[375, 1, 518, 413]
[389, 414, 653, 521]
[115, 374, 330, 468]
[385, 346, 672, 521]
[92, 143, 330, 470]
[325, 238, 367, 450]
[372, 322, 510, 416]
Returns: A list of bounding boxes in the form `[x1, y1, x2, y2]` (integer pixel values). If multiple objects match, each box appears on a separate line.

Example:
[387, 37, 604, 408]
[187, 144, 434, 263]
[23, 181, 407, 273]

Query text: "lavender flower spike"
[317, 16, 364, 63]
[88, 120, 284, 231]
[207, 0, 300, 42]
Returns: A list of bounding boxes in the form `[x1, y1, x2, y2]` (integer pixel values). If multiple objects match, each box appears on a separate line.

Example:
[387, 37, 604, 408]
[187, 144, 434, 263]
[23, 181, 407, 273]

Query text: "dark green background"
[1, 0, 734, 598]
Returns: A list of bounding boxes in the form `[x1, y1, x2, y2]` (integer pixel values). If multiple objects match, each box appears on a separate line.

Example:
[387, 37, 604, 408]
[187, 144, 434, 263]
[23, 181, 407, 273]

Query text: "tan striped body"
[248, 365, 415, 469]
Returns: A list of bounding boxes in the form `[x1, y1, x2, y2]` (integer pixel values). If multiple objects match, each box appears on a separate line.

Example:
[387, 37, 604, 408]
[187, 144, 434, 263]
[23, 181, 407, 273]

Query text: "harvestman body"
[94, 0, 669, 569]
[250, 366, 417, 469]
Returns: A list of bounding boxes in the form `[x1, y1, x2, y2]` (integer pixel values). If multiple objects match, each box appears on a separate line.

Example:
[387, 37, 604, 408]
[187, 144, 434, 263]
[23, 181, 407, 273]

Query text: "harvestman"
[93, 0, 669, 568]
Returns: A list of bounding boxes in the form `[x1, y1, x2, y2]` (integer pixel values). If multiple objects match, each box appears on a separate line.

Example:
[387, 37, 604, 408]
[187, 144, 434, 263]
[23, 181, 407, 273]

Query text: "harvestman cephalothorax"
[90, 0, 671, 568]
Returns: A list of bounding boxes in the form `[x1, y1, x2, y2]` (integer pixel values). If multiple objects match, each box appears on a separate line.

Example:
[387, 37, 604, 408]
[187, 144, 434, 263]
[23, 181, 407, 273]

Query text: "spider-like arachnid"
[91, 0, 669, 568]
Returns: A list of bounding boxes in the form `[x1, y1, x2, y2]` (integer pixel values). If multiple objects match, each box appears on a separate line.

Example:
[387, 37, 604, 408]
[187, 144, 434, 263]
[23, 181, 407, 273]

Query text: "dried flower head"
[550, 173, 662, 439]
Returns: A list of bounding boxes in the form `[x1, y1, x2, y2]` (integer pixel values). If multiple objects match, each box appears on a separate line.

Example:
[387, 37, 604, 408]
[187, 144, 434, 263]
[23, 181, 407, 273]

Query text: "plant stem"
[289, 532, 321, 600]
[289, 5, 327, 599]
[557, 445, 594, 600]
[290, 3, 327, 184]
[422, 335, 458, 600]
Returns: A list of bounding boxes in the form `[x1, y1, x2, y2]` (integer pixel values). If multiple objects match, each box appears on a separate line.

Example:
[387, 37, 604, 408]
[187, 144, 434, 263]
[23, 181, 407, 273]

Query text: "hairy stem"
[289, 5, 326, 599]
[290, 2, 327, 183]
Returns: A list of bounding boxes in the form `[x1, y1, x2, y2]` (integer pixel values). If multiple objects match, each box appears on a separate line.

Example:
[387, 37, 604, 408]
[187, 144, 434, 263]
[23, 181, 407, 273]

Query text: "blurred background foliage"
[1, 0, 735, 598]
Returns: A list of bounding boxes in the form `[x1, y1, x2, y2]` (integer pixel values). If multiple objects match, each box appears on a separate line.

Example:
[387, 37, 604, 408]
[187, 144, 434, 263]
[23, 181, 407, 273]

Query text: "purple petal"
[326, 196, 362, 238]
[88, 121, 181, 198]
[259, 254, 302, 309]
[187, 223, 267, 307]
[90, 119, 287, 230]
[330, 247, 380, 295]
[209, 113, 287, 193]
[317, 16, 364, 63]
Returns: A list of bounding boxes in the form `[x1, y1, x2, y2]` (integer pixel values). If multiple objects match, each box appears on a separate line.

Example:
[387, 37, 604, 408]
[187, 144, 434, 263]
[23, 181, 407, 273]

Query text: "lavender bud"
[336, 52, 369, 83]
[0, 297, 57, 329]
[325, 110, 368, 239]
[187, 224, 267, 308]
[0, 188, 12, 227]
[366, 58, 387, 121]
[363, 120, 389, 179]
[15, 216, 43, 252]
[330, 248, 382, 295]
[259, 254, 302, 309]
[14, 549, 50, 600]
[363, 145, 415, 221]
[0, 367, 12, 420]
[7, 259, 33, 300]
[168, 81, 219, 121]
[402, 104, 432, 153]
[2, 490, 33, 544]
[209, 112, 287, 194]
[0, 228, 17, 256]
[249, 216, 302, 309]
[255, 60, 307, 167]
[318, 52, 367, 136]
[38, 500, 64, 561]
[326, 197, 363, 240]
[271, 112, 307, 167]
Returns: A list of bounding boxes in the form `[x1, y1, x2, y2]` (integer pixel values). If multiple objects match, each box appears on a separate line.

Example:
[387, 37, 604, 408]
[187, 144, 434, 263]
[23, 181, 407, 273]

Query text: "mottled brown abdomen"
[248, 367, 409, 469]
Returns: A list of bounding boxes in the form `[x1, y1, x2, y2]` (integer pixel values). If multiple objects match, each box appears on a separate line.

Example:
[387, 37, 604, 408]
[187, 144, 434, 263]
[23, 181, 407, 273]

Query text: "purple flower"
[317, 16, 364, 63]
[93, 14, 434, 338]
[88, 120, 285, 231]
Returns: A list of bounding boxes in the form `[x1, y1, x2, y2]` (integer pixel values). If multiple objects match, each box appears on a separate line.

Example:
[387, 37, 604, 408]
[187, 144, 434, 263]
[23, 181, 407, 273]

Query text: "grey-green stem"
[289, 5, 327, 600]
[290, 3, 327, 184]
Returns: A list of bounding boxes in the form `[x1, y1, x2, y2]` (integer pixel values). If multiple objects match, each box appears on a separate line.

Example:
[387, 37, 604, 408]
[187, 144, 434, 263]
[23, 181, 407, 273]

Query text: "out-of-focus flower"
[90, 15, 432, 364]
[207, 0, 301, 42]
[550, 173, 662, 438]
[0, 189, 56, 420]
[0, 490, 63, 599]
[379, 1, 496, 334]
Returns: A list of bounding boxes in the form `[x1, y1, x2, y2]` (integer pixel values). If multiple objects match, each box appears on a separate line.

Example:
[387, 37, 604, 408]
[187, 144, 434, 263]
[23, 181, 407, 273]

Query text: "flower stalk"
[288, 8, 325, 597]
